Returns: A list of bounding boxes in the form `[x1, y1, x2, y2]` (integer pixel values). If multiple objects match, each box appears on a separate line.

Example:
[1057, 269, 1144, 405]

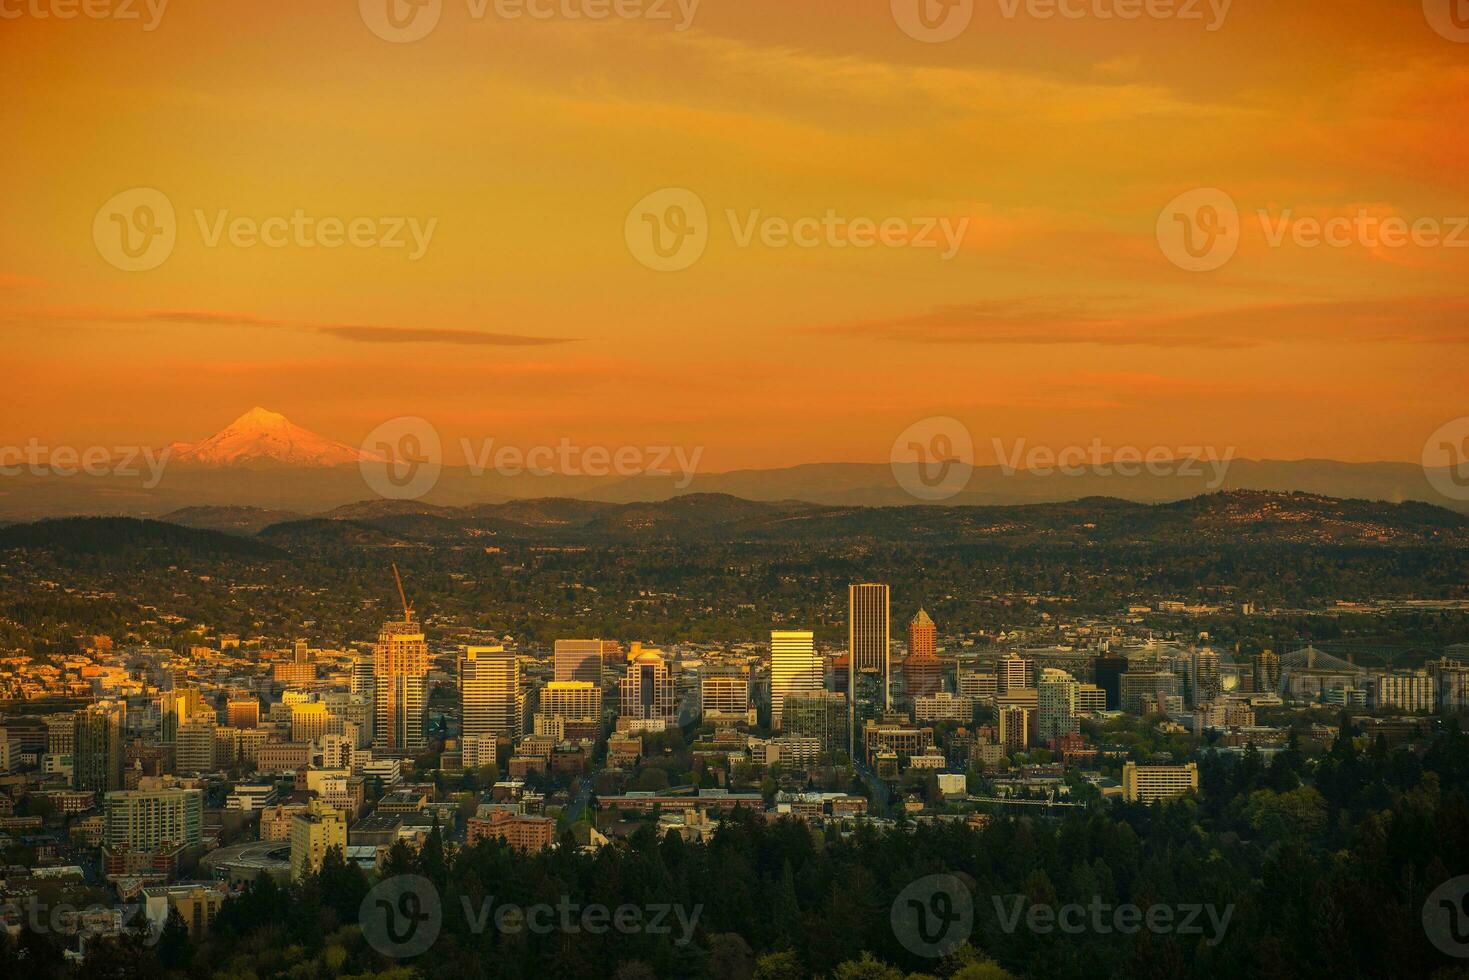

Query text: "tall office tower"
[290, 702, 331, 743]
[770, 631, 822, 730]
[997, 705, 1032, 756]
[1037, 669, 1080, 742]
[1192, 649, 1222, 706]
[1093, 656, 1129, 711]
[289, 799, 347, 881]
[783, 690, 851, 758]
[848, 584, 891, 678]
[373, 617, 428, 755]
[997, 655, 1037, 694]
[700, 667, 751, 723]
[909, 608, 937, 658]
[554, 639, 604, 685]
[74, 701, 125, 793]
[618, 647, 677, 724]
[175, 719, 217, 774]
[848, 584, 891, 755]
[540, 681, 603, 724]
[158, 687, 204, 743]
[293, 639, 311, 664]
[226, 697, 260, 730]
[1253, 650, 1281, 694]
[44, 714, 75, 757]
[461, 646, 523, 767]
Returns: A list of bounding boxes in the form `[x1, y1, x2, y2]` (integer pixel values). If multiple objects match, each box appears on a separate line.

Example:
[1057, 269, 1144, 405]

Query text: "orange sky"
[1, 0, 1465, 469]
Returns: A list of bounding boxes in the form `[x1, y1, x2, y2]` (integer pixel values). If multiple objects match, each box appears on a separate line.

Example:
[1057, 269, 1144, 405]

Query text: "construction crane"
[391, 562, 414, 621]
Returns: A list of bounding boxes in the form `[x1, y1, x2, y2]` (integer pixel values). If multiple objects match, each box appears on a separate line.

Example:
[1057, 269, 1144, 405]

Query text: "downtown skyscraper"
[460, 645, 523, 768]
[770, 630, 822, 730]
[373, 613, 428, 755]
[848, 583, 891, 758]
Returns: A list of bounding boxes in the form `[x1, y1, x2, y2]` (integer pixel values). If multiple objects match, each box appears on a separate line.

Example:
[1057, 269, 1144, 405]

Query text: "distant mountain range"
[3, 491, 1463, 555]
[1, 407, 1464, 520]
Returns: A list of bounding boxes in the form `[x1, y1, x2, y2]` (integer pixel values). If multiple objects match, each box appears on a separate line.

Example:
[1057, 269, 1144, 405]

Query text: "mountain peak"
[173, 408, 376, 468]
[234, 406, 290, 428]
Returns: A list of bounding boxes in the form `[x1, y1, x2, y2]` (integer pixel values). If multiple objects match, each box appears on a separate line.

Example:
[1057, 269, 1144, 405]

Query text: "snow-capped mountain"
[172, 407, 380, 467]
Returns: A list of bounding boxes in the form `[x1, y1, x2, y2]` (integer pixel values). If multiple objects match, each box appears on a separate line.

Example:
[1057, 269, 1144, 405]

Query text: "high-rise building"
[175, 720, 217, 774]
[1191, 650, 1222, 706]
[1093, 656, 1128, 711]
[373, 613, 428, 755]
[908, 608, 936, 658]
[904, 610, 942, 699]
[848, 584, 891, 684]
[158, 688, 205, 743]
[1253, 650, 1281, 694]
[997, 655, 1036, 694]
[226, 697, 259, 730]
[957, 671, 998, 699]
[783, 691, 850, 758]
[539, 681, 602, 724]
[1121, 671, 1183, 715]
[997, 705, 1031, 756]
[291, 702, 331, 743]
[1037, 669, 1080, 742]
[103, 785, 203, 851]
[461, 646, 523, 767]
[771, 631, 822, 730]
[289, 800, 347, 880]
[554, 639, 604, 685]
[699, 667, 751, 723]
[74, 701, 125, 793]
[618, 646, 677, 725]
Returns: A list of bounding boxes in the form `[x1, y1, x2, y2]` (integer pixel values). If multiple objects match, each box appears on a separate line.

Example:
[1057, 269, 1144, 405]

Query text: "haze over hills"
[1, 407, 1465, 520]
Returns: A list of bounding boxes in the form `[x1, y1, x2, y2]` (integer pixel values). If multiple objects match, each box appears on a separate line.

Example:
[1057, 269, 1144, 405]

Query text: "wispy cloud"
[802, 296, 1469, 349]
[1, 307, 577, 347]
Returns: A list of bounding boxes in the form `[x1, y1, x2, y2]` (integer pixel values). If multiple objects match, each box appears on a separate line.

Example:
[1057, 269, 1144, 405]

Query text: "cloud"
[801, 295, 1469, 349]
[1, 307, 577, 347]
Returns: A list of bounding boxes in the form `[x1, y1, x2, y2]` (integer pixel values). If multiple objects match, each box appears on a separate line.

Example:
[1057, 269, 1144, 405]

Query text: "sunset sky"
[2, 0, 1465, 469]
